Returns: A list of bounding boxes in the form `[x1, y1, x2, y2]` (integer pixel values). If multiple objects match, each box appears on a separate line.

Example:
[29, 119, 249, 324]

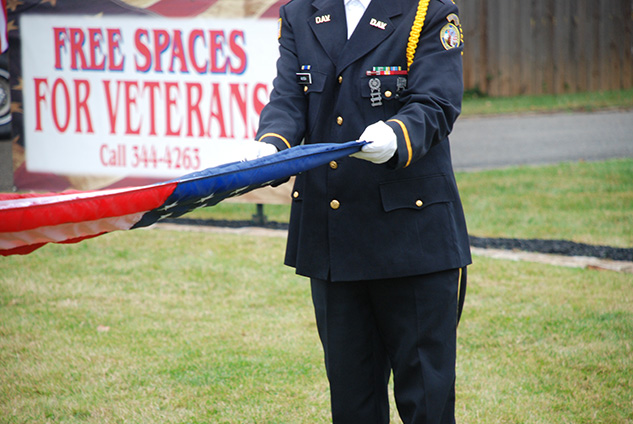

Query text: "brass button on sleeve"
[330, 199, 340, 210]
[336, 116, 343, 126]
[329, 160, 338, 169]
[293, 191, 299, 199]
[415, 199, 424, 207]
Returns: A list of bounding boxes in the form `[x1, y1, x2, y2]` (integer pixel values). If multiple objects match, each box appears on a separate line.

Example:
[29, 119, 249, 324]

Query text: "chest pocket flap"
[380, 174, 456, 212]
[302, 70, 327, 94]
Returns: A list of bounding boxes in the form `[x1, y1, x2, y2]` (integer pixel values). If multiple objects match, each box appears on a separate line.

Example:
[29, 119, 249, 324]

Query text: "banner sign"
[21, 15, 278, 178]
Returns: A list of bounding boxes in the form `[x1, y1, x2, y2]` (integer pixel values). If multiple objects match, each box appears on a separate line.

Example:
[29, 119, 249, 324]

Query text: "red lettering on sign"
[228, 30, 247, 74]
[53, 28, 68, 70]
[51, 78, 71, 133]
[209, 30, 227, 74]
[186, 82, 204, 137]
[103, 80, 121, 134]
[87, 28, 105, 71]
[229, 83, 247, 139]
[124, 80, 141, 135]
[153, 29, 170, 73]
[208, 82, 227, 137]
[169, 30, 188, 73]
[53, 27, 125, 71]
[134, 29, 152, 72]
[107, 28, 124, 71]
[189, 29, 207, 73]
[144, 81, 161, 136]
[68, 28, 88, 70]
[34, 78, 49, 131]
[165, 82, 181, 136]
[74, 79, 93, 133]
[29, 79, 270, 138]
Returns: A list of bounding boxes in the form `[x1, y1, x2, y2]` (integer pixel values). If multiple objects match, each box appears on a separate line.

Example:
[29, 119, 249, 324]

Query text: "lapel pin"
[369, 18, 387, 30]
[315, 14, 331, 24]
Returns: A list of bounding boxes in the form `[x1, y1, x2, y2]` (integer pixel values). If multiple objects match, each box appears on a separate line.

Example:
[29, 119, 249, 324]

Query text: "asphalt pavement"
[449, 109, 633, 171]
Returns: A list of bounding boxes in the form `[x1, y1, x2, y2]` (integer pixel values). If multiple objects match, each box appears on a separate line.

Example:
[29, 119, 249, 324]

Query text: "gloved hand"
[240, 140, 278, 162]
[351, 120, 397, 164]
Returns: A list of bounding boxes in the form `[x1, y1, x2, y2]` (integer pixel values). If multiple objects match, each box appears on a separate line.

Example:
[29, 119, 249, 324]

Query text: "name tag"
[296, 72, 312, 85]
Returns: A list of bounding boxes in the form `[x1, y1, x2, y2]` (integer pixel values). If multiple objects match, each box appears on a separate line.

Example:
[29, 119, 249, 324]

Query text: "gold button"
[415, 200, 424, 207]
[304, 86, 308, 92]
[338, 75, 343, 84]
[336, 116, 343, 125]
[330, 199, 340, 210]
[329, 160, 338, 169]
[385, 90, 392, 98]
[293, 191, 299, 199]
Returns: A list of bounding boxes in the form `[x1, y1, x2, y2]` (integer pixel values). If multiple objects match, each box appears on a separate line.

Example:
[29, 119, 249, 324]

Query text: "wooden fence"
[459, 0, 633, 96]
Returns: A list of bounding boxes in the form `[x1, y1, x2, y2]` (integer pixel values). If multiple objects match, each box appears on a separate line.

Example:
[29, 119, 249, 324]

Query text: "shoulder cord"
[406, 0, 431, 71]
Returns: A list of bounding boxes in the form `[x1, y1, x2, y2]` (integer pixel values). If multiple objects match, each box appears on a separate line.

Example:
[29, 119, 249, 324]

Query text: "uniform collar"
[309, 0, 403, 69]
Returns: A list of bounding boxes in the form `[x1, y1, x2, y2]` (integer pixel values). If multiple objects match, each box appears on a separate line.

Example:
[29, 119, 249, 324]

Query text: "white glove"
[240, 140, 278, 161]
[351, 120, 397, 164]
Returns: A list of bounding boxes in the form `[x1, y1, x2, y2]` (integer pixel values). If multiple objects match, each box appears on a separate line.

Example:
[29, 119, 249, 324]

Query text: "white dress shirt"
[345, 0, 372, 39]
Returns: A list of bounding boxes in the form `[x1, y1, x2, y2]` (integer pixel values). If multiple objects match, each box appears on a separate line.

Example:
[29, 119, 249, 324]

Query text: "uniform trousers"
[310, 269, 459, 424]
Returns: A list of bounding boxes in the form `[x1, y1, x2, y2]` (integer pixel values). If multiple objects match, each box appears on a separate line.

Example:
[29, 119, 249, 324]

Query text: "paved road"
[450, 109, 633, 171]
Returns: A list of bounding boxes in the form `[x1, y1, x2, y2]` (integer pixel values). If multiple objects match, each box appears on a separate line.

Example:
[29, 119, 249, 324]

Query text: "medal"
[369, 78, 382, 107]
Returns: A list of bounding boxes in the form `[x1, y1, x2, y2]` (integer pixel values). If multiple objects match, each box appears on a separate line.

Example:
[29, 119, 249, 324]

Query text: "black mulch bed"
[163, 217, 290, 231]
[469, 236, 633, 262]
[163, 218, 633, 263]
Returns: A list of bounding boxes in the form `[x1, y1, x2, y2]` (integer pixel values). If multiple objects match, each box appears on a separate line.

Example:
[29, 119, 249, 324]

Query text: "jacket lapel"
[308, 0, 347, 65]
[336, 0, 404, 73]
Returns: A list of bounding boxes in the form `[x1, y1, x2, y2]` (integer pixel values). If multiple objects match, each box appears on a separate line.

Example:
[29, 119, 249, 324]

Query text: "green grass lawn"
[461, 88, 633, 116]
[1, 228, 631, 423]
[457, 159, 633, 248]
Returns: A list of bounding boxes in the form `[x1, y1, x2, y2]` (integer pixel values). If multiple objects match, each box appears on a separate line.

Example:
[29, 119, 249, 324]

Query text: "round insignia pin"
[440, 23, 461, 50]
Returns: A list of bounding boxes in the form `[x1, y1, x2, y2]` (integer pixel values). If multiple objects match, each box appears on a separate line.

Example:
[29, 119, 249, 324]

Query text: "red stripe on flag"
[146, 0, 220, 17]
[0, 183, 177, 233]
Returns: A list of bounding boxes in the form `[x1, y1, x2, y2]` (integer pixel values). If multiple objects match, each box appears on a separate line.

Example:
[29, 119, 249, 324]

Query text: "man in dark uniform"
[253, 0, 471, 422]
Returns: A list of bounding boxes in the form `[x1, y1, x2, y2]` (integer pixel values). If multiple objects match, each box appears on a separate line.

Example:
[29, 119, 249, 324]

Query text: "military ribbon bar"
[366, 66, 408, 76]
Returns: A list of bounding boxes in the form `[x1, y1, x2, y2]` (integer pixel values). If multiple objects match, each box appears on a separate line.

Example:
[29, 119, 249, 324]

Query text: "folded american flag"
[0, 141, 363, 256]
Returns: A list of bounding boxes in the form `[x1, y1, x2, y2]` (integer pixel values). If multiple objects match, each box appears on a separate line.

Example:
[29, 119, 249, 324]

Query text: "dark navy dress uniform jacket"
[256, 0, 472, 282]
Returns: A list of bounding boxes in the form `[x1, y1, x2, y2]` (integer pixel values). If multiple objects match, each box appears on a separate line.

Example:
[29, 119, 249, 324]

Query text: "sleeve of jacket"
[385, 0, 464, 169]
[255, 5, 308, 152]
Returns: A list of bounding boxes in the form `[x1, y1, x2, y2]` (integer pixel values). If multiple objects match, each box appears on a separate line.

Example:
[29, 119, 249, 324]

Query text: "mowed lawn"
[1, 159, 632, 423]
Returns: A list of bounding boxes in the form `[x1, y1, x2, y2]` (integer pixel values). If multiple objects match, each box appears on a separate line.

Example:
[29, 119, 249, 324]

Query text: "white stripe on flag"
[0, 212, 146, 250]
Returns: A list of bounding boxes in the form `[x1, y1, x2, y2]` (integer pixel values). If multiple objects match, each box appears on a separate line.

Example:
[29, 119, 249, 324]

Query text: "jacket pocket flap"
[302, 71, 327, 94]
[380, 175, 455, 212]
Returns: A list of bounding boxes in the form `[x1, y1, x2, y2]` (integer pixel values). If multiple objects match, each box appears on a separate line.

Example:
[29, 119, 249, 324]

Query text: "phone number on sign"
[100, 143, 201, 171]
